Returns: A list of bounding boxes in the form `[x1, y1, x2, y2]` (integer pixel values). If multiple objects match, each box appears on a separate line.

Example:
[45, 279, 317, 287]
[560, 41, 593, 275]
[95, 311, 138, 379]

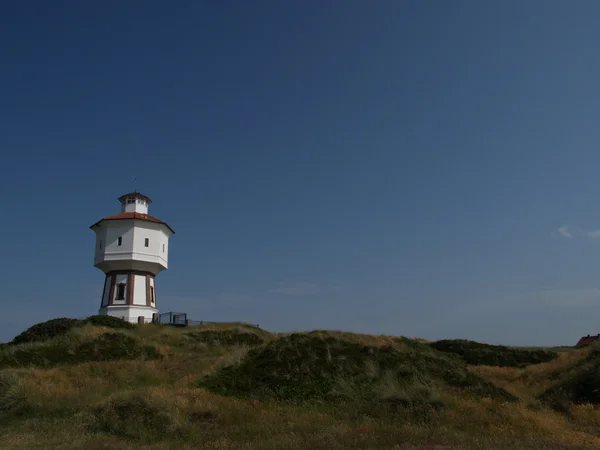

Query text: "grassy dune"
[0, 319, 599, 449]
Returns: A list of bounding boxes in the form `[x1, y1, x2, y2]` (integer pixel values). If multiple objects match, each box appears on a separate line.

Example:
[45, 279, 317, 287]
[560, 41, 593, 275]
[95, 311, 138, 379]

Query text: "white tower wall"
[94, 222, 170, 275]
[133, 275, 147, 306]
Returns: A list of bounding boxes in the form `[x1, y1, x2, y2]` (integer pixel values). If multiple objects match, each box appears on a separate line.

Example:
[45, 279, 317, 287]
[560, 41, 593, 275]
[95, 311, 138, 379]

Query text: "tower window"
[162, 244, 165, 252]
[99, 240, 102, 249]
[117, 237, 122, 246]
[145, 238, 149, 247]
[150, 286, 155, 303]
[116, 282, 126, 300]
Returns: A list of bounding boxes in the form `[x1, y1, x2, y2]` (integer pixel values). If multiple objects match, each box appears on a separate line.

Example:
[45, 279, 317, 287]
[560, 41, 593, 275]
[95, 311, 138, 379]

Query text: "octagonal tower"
[90, 192, 175, 323]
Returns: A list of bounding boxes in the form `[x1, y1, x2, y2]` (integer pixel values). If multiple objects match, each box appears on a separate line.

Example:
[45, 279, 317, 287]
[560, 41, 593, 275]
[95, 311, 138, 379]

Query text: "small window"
[117, 237, 122, 246]
[150, 286, 155, 303]
[116, 282, 126, 300]
[162, 244, 165, 252]
[145, 238, 149, 247]
[99, 240, 102, 249]
[127, 198, 135, 204]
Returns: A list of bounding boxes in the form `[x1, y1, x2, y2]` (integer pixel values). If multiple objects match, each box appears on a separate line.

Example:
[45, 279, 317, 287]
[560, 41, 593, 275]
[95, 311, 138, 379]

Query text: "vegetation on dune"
[183, 329, 267, 347]
[10, 315, 134, 345]
[197, 332, 517, 412]
[0, 369, 28, 413]
[430, 339, 559, 367]
[538, 345, 600, 409]
[10, 317, 82, 345]
[0, 329, 160, 370]
[3, 318, 600, 449]
[83, 315, 136, 330]
[88, 389, 195, 442]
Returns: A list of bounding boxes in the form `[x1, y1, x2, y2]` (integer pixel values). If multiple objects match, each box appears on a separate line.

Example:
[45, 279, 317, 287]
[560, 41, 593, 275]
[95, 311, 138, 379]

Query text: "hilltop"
[1, 317, 599, 449]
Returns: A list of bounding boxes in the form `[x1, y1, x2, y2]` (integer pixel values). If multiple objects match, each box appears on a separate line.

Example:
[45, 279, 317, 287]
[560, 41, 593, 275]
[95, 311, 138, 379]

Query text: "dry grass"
[469, 347, 594, 401]
[1, 324, 600, 449]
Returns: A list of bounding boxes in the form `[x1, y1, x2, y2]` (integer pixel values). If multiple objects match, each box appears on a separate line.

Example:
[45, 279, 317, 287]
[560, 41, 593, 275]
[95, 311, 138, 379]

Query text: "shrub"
[0, 333, 160, 369]
[87, 389, 219, 442]
[11, 318, 82, 345]
[429, 339, 558, 367]
[89, 391, 181, 441]
[197, 332, 516, 407]
[76, 333, 161, 362]
[540, 347, 600, 408]
[394, 337, 436, 352]
[84, 315, 135, 330]
[10, 316, 136, 346]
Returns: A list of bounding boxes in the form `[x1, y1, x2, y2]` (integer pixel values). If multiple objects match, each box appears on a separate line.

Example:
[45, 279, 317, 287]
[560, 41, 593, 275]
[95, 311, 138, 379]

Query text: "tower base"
[99, 305, 158, 324]
[99, 270, 159, 324]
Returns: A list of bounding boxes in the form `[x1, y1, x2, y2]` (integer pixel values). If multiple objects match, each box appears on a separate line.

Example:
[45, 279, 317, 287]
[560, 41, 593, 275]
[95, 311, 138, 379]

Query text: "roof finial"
[132, 178, 137, 193]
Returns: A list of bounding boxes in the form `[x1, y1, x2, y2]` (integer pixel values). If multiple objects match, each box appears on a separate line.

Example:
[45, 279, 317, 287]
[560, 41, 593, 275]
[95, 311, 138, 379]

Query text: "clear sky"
[2, 1, 600, 345]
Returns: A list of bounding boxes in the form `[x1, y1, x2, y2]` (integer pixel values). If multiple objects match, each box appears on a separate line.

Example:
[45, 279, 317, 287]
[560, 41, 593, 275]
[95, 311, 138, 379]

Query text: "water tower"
[90, 192, 175, 323]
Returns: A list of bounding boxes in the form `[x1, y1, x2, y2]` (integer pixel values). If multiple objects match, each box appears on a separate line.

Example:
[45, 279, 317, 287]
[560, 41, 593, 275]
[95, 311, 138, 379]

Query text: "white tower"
[90, 192, 175, 323]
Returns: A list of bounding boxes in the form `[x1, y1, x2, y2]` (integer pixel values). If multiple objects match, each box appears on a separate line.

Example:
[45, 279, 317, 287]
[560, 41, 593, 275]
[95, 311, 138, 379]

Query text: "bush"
[84, 315, 135, 330]
[11, 318, 82, 345]
[76, 333, 161, 362]
[540, 347, 600, 408]
[429, 339, 558, 367]
[88, 390, 219, 442]
[10, 316, 136, 346]
[197, 332, 516, 407]
[0, 333, 161, 369]
[89, 391, 181, 442]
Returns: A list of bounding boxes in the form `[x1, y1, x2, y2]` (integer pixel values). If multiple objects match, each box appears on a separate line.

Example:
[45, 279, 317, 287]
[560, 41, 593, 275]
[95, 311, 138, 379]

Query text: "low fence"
[85, 312, 259, 329]
[154, 312, 258, 328]
[185, 320, 260, 328]
[157, 312, 186, 325]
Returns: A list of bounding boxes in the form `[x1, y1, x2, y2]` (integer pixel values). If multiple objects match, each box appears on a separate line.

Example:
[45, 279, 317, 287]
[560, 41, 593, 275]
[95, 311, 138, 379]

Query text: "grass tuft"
[0, 369, 30, 413]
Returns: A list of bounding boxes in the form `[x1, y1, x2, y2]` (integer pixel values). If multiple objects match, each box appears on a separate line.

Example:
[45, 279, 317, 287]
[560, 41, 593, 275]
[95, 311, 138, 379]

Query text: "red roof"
[90, 212, 175, 234]
[576, 335, 600, 348]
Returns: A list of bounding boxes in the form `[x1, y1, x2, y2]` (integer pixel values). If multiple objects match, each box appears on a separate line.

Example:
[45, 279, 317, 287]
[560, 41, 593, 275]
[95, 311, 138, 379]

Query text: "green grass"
[0, 326, 160, 370]
[197, 331, 516, 409]
[10, 315, 134, 345]
[537, 345, 600, 410]
[430, 339, 559, 367]
[1, 319, 600, 449]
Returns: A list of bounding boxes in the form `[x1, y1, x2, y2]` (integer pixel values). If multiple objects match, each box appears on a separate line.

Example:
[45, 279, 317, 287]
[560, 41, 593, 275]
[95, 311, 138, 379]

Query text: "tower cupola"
[119, 192, 151, 215]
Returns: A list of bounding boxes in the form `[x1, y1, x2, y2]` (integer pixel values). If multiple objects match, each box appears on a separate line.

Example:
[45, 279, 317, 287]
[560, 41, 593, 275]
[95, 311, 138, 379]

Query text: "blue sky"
[2, 1, 600, 345]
